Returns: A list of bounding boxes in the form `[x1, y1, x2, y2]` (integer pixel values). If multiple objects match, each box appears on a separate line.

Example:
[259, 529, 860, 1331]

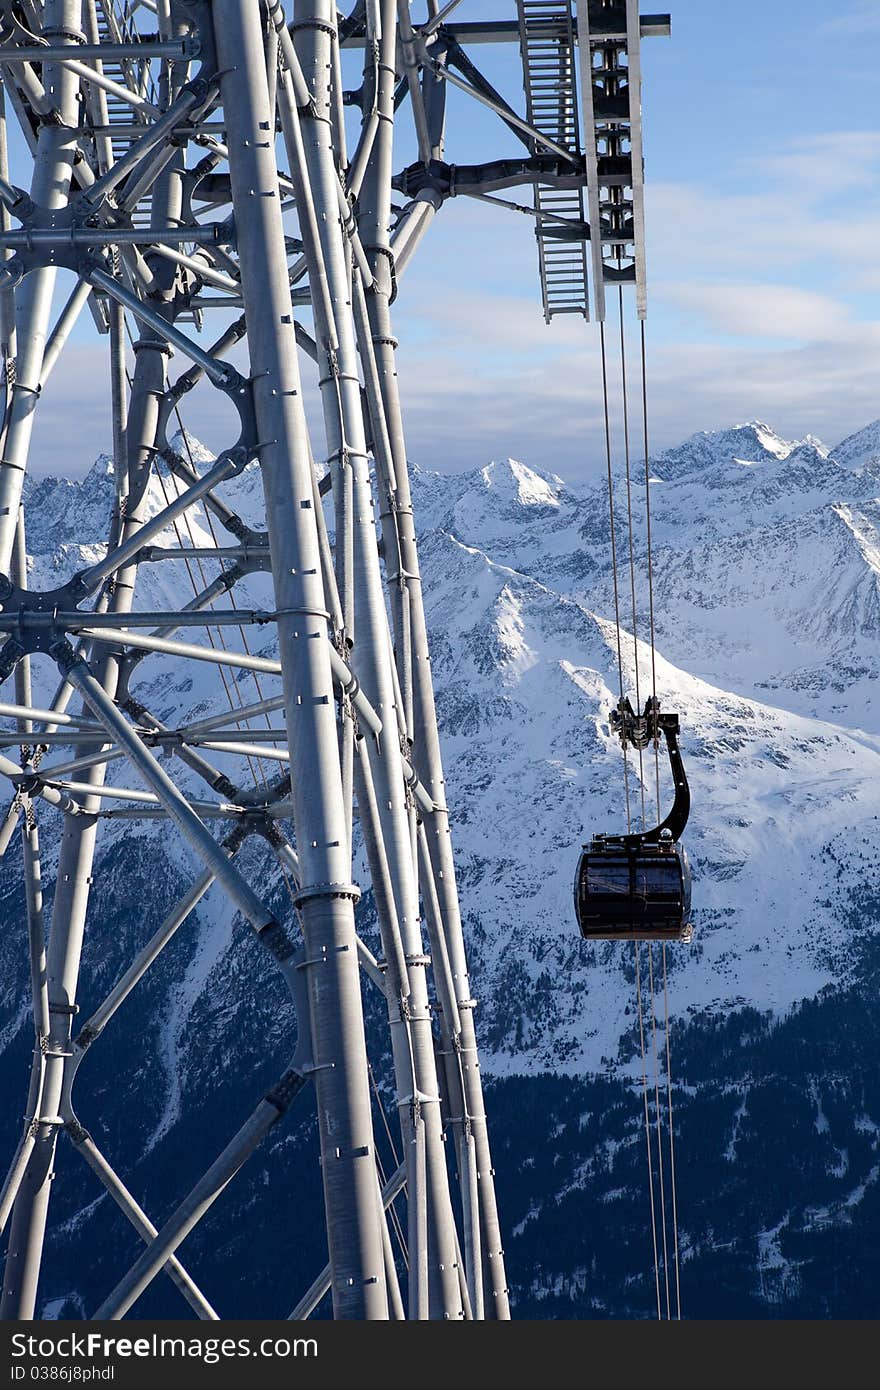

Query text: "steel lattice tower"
[0, 0, 660, 1319]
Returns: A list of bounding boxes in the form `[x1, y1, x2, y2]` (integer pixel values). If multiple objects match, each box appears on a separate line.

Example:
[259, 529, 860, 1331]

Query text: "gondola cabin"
[575, 833, 692, 942]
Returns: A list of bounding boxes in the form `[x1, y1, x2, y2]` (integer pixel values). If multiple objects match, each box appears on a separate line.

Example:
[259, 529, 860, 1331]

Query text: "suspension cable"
[633, 941, 662, 1319]
[150, 455, 299, 897]
[599, 321, 631, 830]
[662, 943, 682, 1318]
[163, 419, 298, 908]
[596, 38, 682, 1328]
[617, 287, 646, 829]
[121, 311, 296, 903]
[638, 320, 682, 1315]
[603, 306, 664, 1312]
[170, 414, 275, 775]
[603, 294, 682, 1319]
[170, 413, 271, 778]
[647, 943, 671, 1317]
[369, 1061, 409, 1269]
[639, 320, 662, 824]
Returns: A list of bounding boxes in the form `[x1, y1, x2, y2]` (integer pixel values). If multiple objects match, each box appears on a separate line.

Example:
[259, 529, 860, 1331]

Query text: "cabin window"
[586, 863, 630, 895]
[634, 864, 677, 896]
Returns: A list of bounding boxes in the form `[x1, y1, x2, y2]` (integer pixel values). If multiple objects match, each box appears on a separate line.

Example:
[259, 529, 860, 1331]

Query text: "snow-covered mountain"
[411, 419, 880, 732]
[3, 419, 880, 1318]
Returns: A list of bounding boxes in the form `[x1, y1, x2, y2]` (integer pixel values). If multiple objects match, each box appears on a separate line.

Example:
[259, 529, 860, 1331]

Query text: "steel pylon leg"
[355, 0, 510, 1319]
[213, 0, 388, 1318]
[0, 0, 516, 1321]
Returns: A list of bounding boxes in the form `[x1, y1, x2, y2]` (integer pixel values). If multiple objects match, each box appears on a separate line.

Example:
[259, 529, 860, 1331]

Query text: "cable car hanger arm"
[610, 696, 690, 847]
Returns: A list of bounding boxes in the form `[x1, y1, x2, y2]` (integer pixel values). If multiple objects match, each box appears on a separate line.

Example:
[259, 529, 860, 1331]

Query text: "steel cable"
[647, 943, 671, 1317]
[603, 279, 682, 1317]
[599, 321, 631, 830]
[633, 941, 662, 1318]
[617, 287, 646, 828]
[638, 319, 683, 1316]
[163, 417, 298, 907]
[639, 320, 662, 824]
[121, 306, 297, 906]
[369, 1061, 409, 1270]
[601, 310, 663, 1301]
[662, 943, 682, 1318]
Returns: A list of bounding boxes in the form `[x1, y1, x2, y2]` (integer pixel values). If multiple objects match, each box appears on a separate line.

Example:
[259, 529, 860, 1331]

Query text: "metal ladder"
[516, 0, 590, 321]
[94, 0, 154, 228]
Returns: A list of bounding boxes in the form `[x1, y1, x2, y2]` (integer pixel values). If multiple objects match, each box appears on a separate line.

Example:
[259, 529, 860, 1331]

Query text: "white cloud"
[391, 322, 880, 477]
[27, 270, 880, 488]
[20, 127, 880, 489]
[659, 283, 853, 342]
[816, 3, 880, 35]
[646, 132, 880, 298]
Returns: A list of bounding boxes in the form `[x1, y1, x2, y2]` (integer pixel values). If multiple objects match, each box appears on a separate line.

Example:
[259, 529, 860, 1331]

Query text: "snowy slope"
[418, 526, 880, 1071]
[6, 427, 880, 1076]
[410, 420, 880, 732]
[4, 421, 880, 1319]
[831, 418, 880, 473]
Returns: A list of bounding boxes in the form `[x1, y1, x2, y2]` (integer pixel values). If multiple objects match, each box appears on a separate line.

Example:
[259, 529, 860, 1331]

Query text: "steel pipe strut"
[357, 0, 509, 1317]
[0, 0, 513, 1324]
[214, 0, 388, 1318]
[293, 0, 464, 1319]
[288, 1163, 407, 1320]
[0, 30, 184, 1310]
[93, 1079, 307, 1320]
[56, 645, 278, 934]
[67, 1134, 219, 1319]
[0, 0, 81, 577]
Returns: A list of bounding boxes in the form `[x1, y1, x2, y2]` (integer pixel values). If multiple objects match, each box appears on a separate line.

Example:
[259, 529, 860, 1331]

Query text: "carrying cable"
[601, 309, 663, 1308]
[598, 321, 631, 831]
[633, 941, 662, 1319]
[369, 1061, 409, 1270]
[639, 321, 662, 825]
[119, 317, 297, 903]
[662, 943, 682, 1319]
[152, 447, 298, 903]
[617, 287, 646, 829]
[171, 411, 277, 776]
[622, 291, 672, 1312]
[601, 284, 683, 1319]
[647, 944, 671, 1318]
[162, 416, 299, 908]
[638, 317, 682, 1315]
[633, 309, 683, 1317]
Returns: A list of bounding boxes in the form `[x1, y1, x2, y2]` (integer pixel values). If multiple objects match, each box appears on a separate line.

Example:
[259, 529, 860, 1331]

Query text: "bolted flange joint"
[0, 579, 93, 673]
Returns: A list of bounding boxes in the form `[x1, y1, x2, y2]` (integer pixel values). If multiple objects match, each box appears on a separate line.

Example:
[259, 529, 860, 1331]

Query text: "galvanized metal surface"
[0, 0, 657, 1319]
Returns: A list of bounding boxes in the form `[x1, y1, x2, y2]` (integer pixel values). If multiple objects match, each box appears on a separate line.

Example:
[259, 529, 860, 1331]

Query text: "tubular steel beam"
[357, 0, 510, 1318]
[287, 1163, 407, 1321]
[214, 0, 388, 1318]
[93, 1076, 308, 1320]
[0, 0, 519, 1324]
[338, 16, 671, 45]
[0, 42, 196, 62]
[0, 31, 184, 1307]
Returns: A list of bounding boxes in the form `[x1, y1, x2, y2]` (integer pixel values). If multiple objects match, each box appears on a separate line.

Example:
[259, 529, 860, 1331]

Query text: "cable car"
[575, 833, 692, 941]
[575, 700, 694, 943]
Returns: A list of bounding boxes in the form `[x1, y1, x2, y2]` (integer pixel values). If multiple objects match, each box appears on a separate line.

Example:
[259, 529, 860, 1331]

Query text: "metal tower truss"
[575, 0, 654, 320]
[515, 0, 589, 322]
[0, 0, 664, 1322]
[507, 0, 666, 320]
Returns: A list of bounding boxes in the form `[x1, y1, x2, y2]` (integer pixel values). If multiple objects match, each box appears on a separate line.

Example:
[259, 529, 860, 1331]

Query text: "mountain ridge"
[3, 417, 880, 1317]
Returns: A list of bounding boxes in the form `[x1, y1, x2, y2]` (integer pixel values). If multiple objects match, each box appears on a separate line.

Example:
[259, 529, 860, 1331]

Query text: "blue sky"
[390, 0, 880, 476]
[10, 0, 880, 479]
